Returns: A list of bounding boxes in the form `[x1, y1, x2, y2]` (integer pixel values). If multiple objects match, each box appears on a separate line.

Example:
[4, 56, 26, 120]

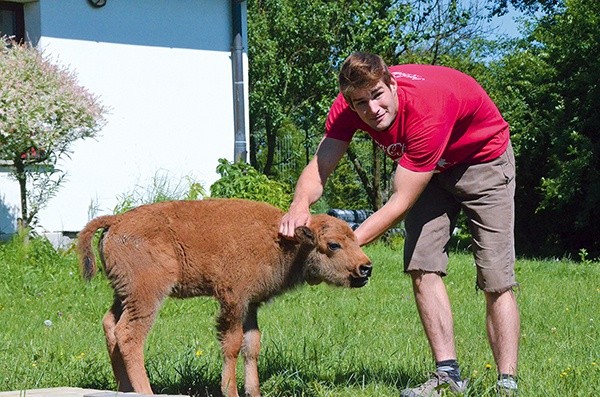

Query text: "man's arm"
[279, 137, 349, 238]
[353, 166, 433, 246]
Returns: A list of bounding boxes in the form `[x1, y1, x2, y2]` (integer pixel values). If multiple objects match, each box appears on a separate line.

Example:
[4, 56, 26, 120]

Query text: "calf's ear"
[295, 226, 316, 246]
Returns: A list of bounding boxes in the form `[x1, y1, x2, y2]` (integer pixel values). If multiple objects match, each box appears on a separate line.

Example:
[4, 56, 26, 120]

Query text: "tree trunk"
[13, 157, 28, 228]
[249, 124, 257, 169]
[264, 113, 275, 176]
[346, 142, 386, 211]
[346, 145, 376, 210]
[372, 140, 383, 209]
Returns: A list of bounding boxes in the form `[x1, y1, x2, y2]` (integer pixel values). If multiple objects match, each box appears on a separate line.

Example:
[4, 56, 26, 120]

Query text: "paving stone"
[0, 388, 103, 397]
[85, 391, 187, 397]
[0, 388, 187, 397]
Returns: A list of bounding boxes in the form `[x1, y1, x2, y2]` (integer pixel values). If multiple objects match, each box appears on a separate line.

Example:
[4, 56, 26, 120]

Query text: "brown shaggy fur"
[77, 198, 372, 397]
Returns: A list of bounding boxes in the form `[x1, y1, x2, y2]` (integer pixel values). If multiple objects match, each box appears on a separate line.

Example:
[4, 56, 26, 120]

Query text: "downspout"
[231, 0, 247, 163]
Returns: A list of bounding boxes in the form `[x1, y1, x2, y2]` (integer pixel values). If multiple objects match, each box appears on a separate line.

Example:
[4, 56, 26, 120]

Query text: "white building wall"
[0, 0, 248, 236]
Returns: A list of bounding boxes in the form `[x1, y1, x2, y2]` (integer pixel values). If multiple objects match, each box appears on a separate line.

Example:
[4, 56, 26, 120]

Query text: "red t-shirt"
[325, 64, 509, 172]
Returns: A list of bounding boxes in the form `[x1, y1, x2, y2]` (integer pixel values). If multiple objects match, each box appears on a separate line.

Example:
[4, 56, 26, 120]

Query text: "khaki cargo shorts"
[403, 142, 517, 292]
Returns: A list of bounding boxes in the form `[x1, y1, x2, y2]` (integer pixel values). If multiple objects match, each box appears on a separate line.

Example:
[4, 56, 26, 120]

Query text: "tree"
[487, 0, 600, 258]
[248, 0, 350, 181]
[248, 0, 493, 211]
[0, 38, 106, 228]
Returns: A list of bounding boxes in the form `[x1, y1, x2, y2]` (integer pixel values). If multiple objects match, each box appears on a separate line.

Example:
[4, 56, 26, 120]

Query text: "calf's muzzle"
[351, 263, 373, 288]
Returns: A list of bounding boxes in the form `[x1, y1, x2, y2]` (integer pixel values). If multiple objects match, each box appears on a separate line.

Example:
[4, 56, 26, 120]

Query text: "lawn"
[0, 235, 598, 396]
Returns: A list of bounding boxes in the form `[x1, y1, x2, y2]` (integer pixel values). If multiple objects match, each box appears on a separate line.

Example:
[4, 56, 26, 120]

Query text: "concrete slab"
[0, 388, 188, 397]
[0, 388, 102, 397]
[85, 391, 188, 397]
[84, 391, 188, 397]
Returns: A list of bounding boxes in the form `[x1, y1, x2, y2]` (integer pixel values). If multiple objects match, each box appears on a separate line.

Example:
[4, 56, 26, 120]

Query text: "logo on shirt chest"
[375, 141, 406, 160]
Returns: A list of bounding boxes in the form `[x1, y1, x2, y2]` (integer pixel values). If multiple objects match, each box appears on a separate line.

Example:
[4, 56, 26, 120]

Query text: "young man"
[279, 52, 520, 396]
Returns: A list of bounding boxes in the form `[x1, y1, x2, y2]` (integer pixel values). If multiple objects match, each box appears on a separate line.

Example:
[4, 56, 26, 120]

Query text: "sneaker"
[401, 371, 468, 397]
[496, 377, 518, 396]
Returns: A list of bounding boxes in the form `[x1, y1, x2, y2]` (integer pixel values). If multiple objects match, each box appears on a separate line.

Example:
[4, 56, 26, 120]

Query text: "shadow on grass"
[74, 349, 494, 397]
[141, 349, 414, 397]
[146, 355, 493, 397]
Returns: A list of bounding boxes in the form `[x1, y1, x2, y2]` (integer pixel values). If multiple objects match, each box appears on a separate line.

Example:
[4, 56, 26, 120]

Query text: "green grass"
[0, 236, 598, 396]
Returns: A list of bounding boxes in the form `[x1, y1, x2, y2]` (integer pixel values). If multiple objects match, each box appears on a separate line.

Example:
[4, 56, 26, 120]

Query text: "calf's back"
[98, 199, 291, 300]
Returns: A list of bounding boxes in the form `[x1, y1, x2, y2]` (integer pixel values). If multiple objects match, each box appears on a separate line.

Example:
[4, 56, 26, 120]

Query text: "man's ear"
[389, 77, 397, 93]
[294, 226, 316, 246]
[344, 94, 357, 112]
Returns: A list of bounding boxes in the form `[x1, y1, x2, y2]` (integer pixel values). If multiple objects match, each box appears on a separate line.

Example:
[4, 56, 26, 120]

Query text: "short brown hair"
[338, 52, 393, 103]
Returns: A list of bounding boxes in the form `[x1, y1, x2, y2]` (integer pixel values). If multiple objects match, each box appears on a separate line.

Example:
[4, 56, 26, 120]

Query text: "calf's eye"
[327, 242, 341, 251]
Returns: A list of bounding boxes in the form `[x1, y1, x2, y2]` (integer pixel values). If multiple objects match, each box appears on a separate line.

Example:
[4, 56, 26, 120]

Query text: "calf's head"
[295, 214, 372, 288]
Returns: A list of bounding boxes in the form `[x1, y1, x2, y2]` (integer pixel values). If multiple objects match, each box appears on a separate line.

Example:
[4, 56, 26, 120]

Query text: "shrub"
[210, 159, 292, 210]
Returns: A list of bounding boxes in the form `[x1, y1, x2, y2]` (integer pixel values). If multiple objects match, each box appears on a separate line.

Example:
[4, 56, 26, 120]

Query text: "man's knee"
[483, 287, 520, 312]
[409, 270, 444, 288]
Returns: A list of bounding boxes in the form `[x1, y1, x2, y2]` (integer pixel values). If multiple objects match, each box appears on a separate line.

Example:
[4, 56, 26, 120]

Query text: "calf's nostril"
[359, 264, 372, 277]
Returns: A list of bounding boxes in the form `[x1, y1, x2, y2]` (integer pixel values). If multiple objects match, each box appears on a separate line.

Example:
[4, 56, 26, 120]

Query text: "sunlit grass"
[0, 236, 598, 396]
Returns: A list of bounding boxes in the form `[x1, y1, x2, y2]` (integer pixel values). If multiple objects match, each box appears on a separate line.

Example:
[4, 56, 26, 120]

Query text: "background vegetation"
[3, 0, 596, 260]
[210, 159, 292, 210]
[246, 0, 600, 260]
[0, 235, 597, 396]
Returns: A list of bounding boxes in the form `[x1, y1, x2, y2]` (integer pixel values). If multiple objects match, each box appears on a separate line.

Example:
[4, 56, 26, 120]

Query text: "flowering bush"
[0, 37, 106, 227]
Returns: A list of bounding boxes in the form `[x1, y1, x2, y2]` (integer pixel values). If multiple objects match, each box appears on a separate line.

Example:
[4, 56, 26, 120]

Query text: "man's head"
[339, 52, 398, 131]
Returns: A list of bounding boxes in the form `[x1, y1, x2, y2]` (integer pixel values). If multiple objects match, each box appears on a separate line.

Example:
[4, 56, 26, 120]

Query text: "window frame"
[0, 1, 25, 42]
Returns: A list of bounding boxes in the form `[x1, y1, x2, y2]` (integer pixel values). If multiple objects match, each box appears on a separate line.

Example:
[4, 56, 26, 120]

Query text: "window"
[0, 1, 25, 42]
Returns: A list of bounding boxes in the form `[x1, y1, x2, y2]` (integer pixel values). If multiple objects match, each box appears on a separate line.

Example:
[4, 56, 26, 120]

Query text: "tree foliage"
[487, 0, 600, 258]
[488, 0, 564, 16]
[0, 38, 106, 227]
[248, 0, 493, 211]
[247, 0, 598, 258]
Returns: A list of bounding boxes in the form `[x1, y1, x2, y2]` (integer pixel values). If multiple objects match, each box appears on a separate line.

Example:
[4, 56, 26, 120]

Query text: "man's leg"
[452, 142, 520, 387]
[411, 271, 457, 362]
[402, 177, 467, 396]
[485, 289, 520, 375]
[404, 178, 460, 362]
[401, 271, 467, 397]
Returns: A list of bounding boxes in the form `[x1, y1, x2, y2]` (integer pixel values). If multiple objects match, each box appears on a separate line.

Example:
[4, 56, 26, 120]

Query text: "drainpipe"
[231, 0, 247, 163]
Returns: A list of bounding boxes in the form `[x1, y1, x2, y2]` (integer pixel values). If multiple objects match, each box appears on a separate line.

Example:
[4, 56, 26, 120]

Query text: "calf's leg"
[217, 302, 246, 397]
[113, 294, 165, 395]
[103, 298, 133, 391]
[242, 304, 261, 397]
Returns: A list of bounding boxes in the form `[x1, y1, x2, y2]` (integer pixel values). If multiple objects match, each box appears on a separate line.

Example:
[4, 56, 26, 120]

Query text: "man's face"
[348, 79, 398, 131]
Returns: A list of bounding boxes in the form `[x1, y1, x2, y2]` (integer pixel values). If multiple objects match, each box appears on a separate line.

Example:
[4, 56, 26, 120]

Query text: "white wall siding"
[0, 0, 248, 235]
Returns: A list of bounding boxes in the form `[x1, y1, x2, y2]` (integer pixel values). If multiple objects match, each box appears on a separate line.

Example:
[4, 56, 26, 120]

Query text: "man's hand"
[279, 204, 312, 240]
[279, 137, 349, 240]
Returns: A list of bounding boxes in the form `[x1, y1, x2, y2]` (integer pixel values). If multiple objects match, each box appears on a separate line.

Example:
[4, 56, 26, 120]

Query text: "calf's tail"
[77, 215, 117, 281]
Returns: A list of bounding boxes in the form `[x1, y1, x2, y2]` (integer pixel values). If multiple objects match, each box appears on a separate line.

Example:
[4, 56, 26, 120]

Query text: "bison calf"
[77, 198, 372, 397]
